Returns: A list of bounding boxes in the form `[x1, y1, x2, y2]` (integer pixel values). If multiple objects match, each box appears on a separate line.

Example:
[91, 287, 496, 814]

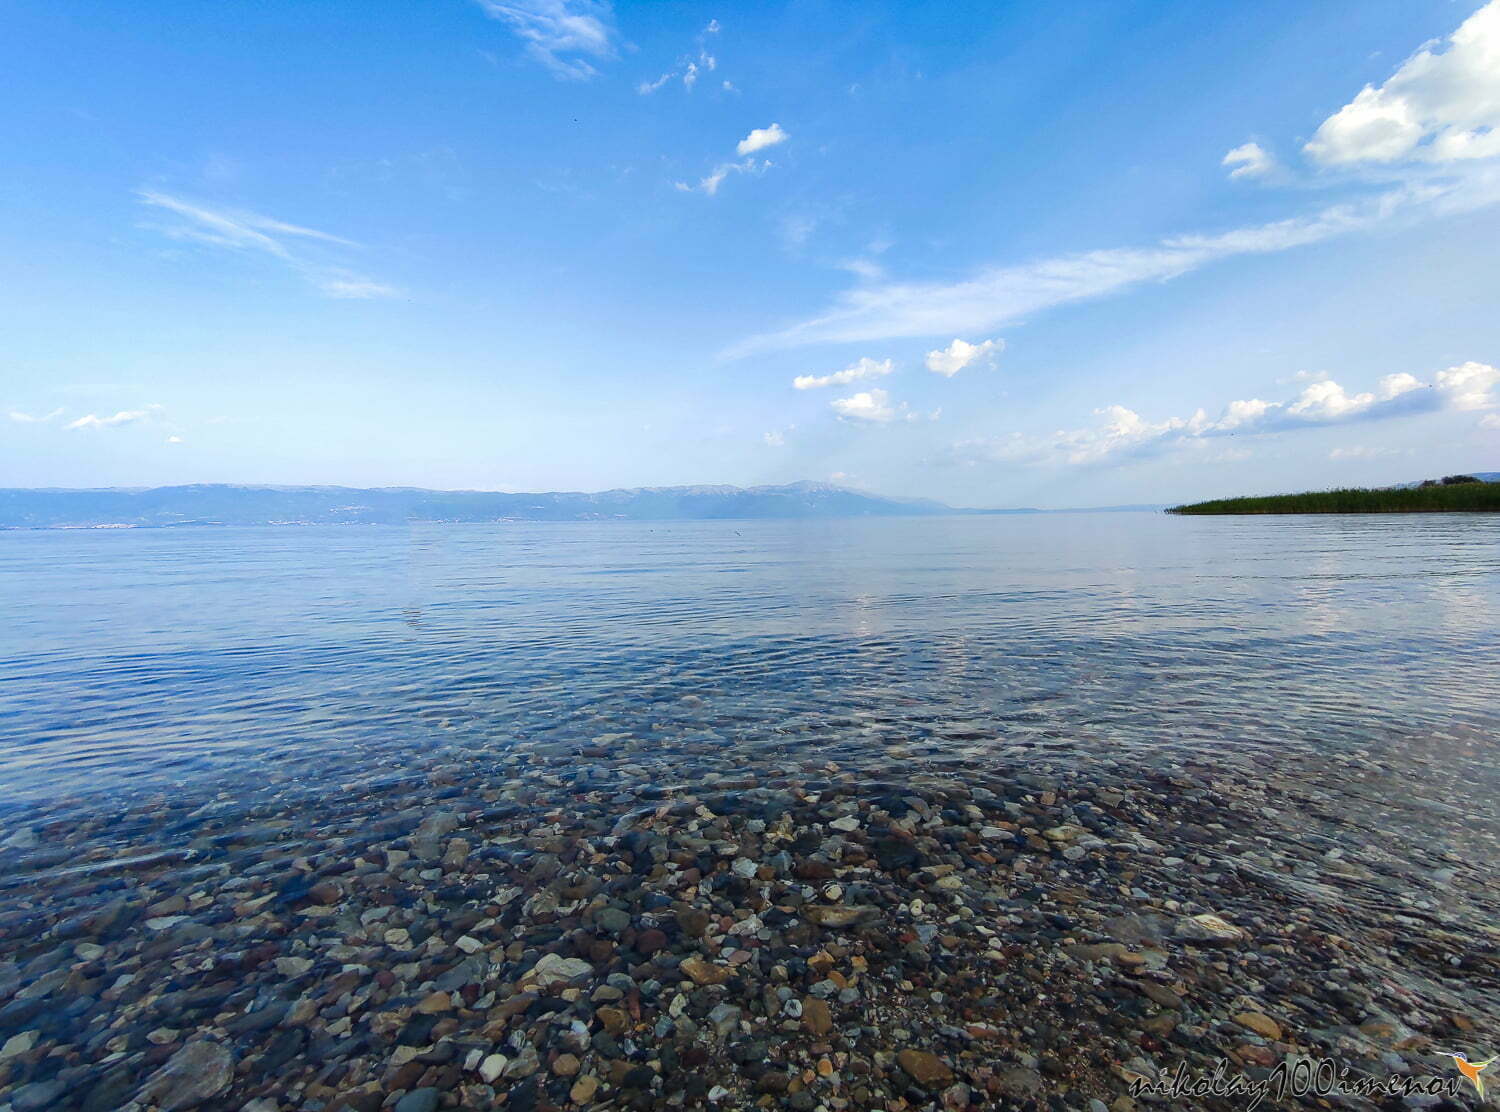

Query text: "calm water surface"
[2, 513, 1497, 815]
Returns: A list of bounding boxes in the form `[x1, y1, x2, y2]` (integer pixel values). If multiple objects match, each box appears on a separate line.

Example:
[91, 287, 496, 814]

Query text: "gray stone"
[707, 1003, 742, 1036]
[531, 953, 594, 986]
[135, 1040, 236, 1111]
[393, 1088, 441, 1112]
[595, 907, 631, 936]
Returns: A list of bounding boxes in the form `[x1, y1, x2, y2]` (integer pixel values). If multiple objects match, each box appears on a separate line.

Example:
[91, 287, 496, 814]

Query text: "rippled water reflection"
[2, 513, 1497, 817]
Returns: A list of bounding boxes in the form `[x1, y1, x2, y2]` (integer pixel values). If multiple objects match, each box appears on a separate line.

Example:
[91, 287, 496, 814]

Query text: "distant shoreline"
[0, 481, 1169, 529]
[1169, 481, 1500, 515]
[0, 508, 1167, 532]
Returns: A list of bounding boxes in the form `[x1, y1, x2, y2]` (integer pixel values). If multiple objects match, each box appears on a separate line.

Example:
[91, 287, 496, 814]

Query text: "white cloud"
[1213, 397, 1269, 430]
[1329, 445, 1398, 460]
[925, 338, 1003, 377]
[138, 191, 396, 299]
[639, 20, 723, 95]
[1305, 1, 1500, 166]
[677, 124, 788, 196]
[139, 191, 353, 256]
[736, 123, 788, 156]
[700, 164, 734, 195]
[779, 214, 818, 249]
[1434, 360, 1500, 408]
[166, 435, 184, 444]
[475, 0, 617, 81]
[1222, 141, 1275, 179]
[730, 175, 1500, 353]
[317, 275, 400, 300]
[7, 408, 63, 423]
[838, 258, 885, 281]
[1279, 372, 1428, 421]
[762, 430, 785, 447]
[948, 362, 1499, 467]
[831, 388, 902, 423]
[793, 356, 894, 390]
[638, 51, 716, 94]
[675, 156, 774, 195]
[66, 406, 160, 431]
[683, 162, 728, 195]
[1279, 369, 1332, 385]
[1479, 412, 1500, 429]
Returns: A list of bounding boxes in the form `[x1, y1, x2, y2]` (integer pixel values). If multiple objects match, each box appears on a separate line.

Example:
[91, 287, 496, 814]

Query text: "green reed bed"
[1169, 481, 1500, 515]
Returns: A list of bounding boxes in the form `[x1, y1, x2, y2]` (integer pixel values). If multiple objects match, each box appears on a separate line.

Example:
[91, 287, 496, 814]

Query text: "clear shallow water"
[1, 513, 1497, 817]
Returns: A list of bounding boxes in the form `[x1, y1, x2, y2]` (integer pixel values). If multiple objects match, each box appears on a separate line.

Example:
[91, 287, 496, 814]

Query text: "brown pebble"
[679, 955, 731, 986]
[570, 1075, 600, 1102]
[635, 929, 667, 953]
[897, 1049, 955, 1088]
[1234, 1011, 1282, 1040]
[596, 1006, 627, 1035]
[801, 998, 833, 1036]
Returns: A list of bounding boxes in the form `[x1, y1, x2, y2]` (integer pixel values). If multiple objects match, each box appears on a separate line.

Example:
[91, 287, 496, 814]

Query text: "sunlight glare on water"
[1, 513, 1496, 815]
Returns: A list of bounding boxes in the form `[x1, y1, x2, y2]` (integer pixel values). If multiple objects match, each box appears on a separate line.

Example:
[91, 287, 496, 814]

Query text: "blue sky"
[2, 0, 1498, 507]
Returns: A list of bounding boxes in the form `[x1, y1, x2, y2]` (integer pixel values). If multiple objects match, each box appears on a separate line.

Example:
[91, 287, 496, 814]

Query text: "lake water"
[4, 512, 1499, 1110]
[2, 512, 1497, 816]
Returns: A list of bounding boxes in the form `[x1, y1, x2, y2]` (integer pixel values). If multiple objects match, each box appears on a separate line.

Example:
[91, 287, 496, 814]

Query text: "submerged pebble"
[0, 694, 1496, 1112]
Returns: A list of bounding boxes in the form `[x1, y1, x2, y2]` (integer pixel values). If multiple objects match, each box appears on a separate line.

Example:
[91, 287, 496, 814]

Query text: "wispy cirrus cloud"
[729, 172, 1500, 353]
[316, 274, 401, 300]
[7, 408, 63, 424]
[138, 191, 353, 256]
[948, 362, 1499, 468]
[675, 161, 750, 196]
[475, 0, 617, 80]
[729, 6, 1500, 357]
[66, 405, 164, 431]
[638, 18, 719, 94]
[137, 191, 397, 299]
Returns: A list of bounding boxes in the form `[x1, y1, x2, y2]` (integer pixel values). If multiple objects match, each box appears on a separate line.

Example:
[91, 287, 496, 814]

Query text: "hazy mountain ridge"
[1393, 471, 1499, 488]
[0, 482, 1031, 528]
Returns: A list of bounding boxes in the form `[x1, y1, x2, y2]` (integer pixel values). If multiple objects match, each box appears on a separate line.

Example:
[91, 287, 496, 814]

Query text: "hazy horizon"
[3, 1, 1498, 504]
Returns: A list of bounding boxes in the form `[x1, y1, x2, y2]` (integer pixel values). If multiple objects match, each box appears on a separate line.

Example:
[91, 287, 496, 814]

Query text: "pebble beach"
[2, 710, 1497, 1112]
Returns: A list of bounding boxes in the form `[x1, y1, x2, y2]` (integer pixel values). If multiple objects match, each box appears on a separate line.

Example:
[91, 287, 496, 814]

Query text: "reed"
[1168, 480, 1500, 515]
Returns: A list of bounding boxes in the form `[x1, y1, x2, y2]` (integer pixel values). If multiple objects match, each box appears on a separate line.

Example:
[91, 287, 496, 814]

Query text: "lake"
[1, 513, 1497, 1111]
[2, 513, 1496, 812]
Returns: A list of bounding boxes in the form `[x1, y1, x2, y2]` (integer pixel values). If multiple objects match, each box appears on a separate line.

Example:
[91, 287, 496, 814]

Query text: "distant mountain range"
[1393, 471, 1500, 489]
[0, 481, 1050, 529]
